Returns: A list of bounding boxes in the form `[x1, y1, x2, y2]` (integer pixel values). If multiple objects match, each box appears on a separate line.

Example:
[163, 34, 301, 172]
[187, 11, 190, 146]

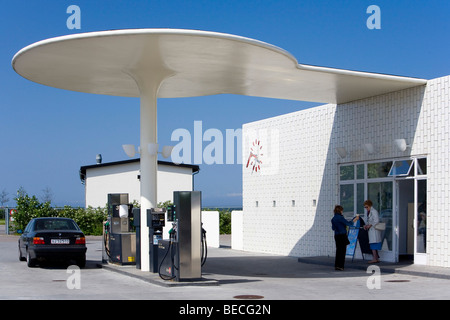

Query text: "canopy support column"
[138, 78, 161, 272]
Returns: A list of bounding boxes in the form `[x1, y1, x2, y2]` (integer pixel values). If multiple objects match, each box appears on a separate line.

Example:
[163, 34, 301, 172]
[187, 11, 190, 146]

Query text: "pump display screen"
[151, 213, 165, 227]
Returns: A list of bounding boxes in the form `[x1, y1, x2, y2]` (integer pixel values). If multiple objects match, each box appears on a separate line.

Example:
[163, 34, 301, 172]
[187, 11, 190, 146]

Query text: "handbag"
[374, 222, 386, 231]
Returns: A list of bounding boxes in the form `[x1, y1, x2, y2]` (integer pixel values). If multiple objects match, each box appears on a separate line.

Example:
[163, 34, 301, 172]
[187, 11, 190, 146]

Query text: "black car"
[18, 217, 87, 268]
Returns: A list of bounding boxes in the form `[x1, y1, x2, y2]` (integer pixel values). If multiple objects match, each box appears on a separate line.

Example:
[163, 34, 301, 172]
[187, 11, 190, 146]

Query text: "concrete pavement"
[103, 234, 450, 285]
[1, 234, 450, 300]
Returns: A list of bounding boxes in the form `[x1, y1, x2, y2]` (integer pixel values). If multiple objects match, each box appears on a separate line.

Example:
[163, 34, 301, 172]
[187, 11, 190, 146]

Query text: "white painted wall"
[84, 162, 194, 208]
[231, 210, 244, 250]
[202, 211, 220, 248]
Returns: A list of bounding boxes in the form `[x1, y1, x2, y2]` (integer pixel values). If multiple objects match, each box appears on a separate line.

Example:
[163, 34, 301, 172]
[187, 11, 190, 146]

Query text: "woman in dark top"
[331, 205, 359, 270]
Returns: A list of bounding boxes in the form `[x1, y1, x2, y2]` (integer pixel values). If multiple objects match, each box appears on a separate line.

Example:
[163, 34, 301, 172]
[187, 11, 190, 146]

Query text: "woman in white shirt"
[363, 200, 382, 263]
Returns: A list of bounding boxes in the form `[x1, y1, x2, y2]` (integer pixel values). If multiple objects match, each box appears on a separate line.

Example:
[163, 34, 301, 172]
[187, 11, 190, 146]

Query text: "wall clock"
[246, 139, 263, 173]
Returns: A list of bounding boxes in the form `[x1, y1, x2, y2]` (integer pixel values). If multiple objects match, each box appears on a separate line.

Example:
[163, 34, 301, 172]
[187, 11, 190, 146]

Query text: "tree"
[41, 186, 53, 204]
[17, 186, 27, 198]
[14, 192, 47, 231]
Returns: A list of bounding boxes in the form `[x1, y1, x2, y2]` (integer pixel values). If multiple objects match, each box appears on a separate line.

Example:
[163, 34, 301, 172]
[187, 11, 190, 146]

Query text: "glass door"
[368, 181, 395, 262]
[415, 179, 427, 264]
[392, 158, 427, 264]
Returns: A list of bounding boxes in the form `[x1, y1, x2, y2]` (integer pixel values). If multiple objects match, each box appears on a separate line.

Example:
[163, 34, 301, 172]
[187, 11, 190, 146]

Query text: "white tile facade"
[242, 75, 450, 267]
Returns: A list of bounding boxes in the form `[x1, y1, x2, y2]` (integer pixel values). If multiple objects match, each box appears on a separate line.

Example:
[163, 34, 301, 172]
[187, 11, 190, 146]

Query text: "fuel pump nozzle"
[169, 220, 178, 242]
[159, 220, 178, 280]
[201, 224, 207, 266]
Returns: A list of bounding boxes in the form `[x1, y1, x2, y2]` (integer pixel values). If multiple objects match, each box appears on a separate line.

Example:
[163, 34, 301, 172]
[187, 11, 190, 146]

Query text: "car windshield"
[33, 219, 79, 231]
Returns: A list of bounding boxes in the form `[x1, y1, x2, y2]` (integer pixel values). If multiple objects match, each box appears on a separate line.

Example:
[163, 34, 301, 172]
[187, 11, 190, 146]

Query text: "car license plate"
[51, 239, 70, 244]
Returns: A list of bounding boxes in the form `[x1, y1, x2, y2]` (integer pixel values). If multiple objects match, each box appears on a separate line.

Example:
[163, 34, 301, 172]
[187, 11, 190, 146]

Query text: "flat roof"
[79, 159, 200, 183]
[12, 29, 427, 104]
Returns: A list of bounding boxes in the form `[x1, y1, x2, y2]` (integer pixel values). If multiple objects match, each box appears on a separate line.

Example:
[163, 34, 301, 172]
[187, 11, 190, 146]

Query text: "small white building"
[242, 75, 450, 268]
[79, 159, 199, 208]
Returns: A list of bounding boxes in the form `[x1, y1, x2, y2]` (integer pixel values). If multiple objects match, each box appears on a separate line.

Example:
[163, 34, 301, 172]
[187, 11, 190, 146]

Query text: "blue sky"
[1, 0, 449, 207]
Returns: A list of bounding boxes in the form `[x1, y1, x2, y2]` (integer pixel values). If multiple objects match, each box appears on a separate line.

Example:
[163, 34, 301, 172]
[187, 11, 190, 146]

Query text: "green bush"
[75, 206, 107, 235]
[13, 190, 234, 236]
[219, 209, 232, 234]
[14, 192, 107, 235]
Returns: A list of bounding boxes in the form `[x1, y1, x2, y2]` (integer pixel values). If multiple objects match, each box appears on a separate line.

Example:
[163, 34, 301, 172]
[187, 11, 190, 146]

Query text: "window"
[368, 181, 393, 251]
[357, 183, 365, 212]
[356, 164, 365, 180]
[417, 180, 427, 253]
[367, 161, 393, 178]
[340, 165, 354, 180]
[33, 218, 79, 231]
[388, 160, 413, 176]
[340, 184, 354, 218]
[417, 158, 427, 175]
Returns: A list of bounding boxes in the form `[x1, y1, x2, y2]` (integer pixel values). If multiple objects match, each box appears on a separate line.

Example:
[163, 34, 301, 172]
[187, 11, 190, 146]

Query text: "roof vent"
[96, 154, 102, 164]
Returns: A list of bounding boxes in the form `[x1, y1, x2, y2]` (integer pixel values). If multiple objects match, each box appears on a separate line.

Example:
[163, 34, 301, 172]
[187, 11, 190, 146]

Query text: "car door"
[21, 220, 34, 252]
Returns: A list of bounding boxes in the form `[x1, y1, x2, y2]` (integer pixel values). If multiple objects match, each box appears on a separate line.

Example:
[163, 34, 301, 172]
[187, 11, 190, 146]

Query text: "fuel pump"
[147, 208, 165, 273]
[157, 191, 207, 282]
[103, 193, 136, 265]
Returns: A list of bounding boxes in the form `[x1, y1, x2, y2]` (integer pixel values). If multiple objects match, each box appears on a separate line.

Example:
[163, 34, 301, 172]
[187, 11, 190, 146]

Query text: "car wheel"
[18, 245, 26, 261]
[26, 250, 37, 267]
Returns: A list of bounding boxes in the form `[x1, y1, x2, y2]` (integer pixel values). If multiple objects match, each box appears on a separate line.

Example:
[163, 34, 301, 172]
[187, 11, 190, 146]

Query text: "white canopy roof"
[12, 29, 426, 104]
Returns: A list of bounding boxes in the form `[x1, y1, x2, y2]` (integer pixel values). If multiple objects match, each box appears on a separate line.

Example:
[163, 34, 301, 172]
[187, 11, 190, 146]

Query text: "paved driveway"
[1, 235, 450, 301]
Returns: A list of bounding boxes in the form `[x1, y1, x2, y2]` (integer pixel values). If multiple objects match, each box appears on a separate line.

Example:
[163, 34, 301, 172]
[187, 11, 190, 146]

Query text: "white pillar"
[136, 78, 161, 271]
[127, 59, 173, 271]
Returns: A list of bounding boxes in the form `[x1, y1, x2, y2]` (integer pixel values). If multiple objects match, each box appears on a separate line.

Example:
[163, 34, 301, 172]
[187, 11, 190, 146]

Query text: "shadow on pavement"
[202, 253, 369, 280]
